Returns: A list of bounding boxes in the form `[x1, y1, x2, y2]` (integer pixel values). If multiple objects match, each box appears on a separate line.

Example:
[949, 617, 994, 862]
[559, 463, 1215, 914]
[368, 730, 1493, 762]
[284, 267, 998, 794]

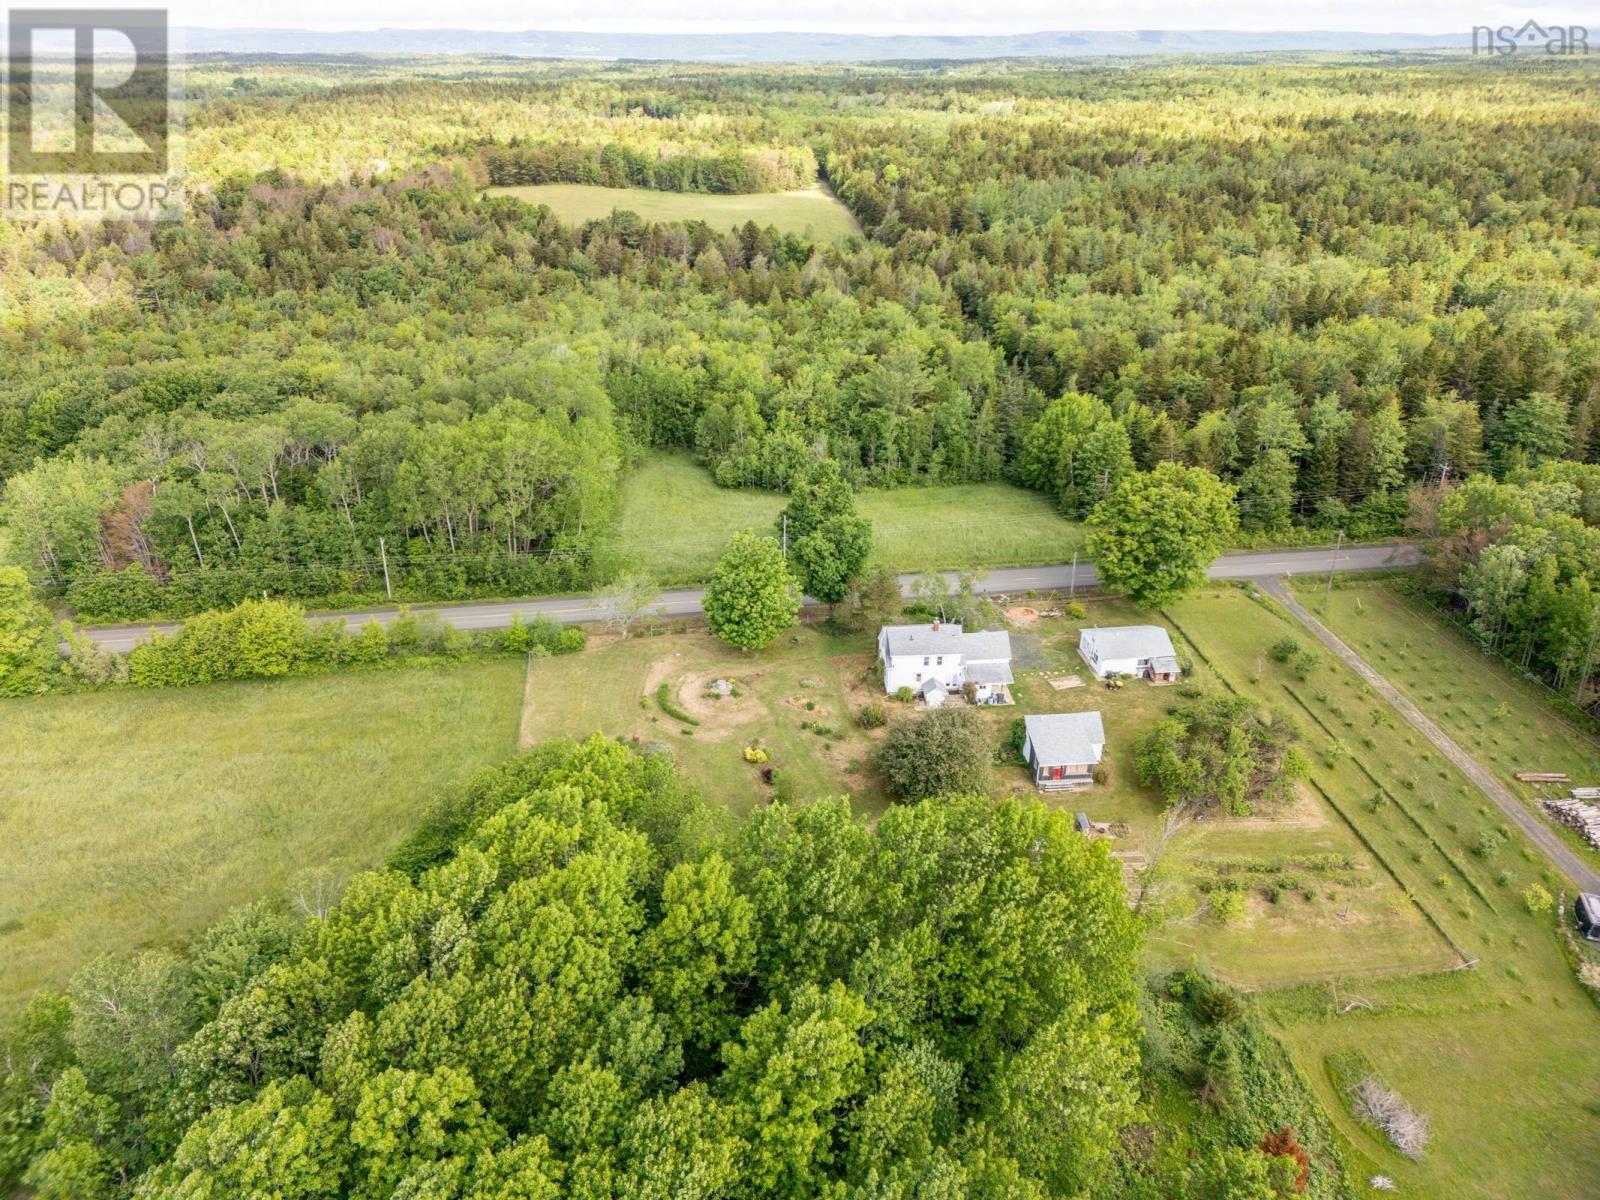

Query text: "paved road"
[1263, 577, 1600, 894]
[76, 541, 1422, 654]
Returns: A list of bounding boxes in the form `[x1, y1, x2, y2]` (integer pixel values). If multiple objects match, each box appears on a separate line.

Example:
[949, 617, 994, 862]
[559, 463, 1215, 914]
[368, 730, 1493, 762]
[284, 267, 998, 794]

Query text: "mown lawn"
[1169, 585, 1600, 1199]
[1289, 576, 1600, 867]
[610, 455, 1084, 586]
[0, 661, 526, 1020]
[485, 183, 862, 239]
[518, 620, 888, 818]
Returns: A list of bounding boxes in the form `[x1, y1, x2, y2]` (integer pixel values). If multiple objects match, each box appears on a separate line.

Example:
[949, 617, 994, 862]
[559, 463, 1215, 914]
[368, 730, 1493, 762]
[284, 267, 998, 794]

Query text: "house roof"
[1080, 625, 1176, 662]
[881, 624, 1012, 665]
[1150, 655, 1181, 675]
[959, 630, 1012, 663]
[965, 660, 1014, 686]
[882, 623, 970, 657]
[1025, 712, 1106, 766]
[919, 675, 943, 696]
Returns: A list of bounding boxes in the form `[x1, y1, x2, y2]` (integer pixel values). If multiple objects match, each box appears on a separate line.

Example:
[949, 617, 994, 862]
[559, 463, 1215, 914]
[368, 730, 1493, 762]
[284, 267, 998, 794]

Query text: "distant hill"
[169, 27, 1479, 61]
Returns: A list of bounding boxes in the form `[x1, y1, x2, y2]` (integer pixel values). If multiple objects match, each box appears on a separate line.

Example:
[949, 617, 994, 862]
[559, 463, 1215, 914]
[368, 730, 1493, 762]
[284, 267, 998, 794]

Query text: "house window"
[915, 673, 922, 683]
[923, 656, 930, 666]
[936, 656, 943, 665]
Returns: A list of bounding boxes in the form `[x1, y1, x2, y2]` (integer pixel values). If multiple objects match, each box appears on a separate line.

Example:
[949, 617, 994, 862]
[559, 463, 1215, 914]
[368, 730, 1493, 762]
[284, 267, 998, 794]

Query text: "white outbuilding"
[1077, 625, 1180, 681]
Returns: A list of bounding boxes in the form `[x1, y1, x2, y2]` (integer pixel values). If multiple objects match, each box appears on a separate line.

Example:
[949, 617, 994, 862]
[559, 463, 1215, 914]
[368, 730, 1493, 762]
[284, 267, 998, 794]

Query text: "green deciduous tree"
[703, 531, 799, 650]
[0, 566, 60, 696]
[1087, 464, 1238, 607]
[877, 707, 992, 801]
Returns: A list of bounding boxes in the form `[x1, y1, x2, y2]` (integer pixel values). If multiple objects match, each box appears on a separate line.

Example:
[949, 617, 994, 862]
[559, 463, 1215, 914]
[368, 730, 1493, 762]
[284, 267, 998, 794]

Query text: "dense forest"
[0, 736, 1345, 1199]
[1, 56, 1597, 704]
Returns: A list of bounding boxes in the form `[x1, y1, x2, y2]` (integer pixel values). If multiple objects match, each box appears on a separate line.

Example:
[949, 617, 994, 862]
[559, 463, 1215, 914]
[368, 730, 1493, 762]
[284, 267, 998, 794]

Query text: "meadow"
[1167, 585, 1600, 1199]
[1288, 576, 1600, 863]
[610, 454, 1085, 585]
[0, 661, 525, 1019]
[486, 183, 863, 239]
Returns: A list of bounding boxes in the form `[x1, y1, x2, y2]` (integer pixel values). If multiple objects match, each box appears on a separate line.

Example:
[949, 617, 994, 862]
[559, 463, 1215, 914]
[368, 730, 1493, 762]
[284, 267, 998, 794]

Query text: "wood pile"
[1516, 771, 1570, 783]
[1571, 787, 1600, 801]
[1542, 797, 1600, 850]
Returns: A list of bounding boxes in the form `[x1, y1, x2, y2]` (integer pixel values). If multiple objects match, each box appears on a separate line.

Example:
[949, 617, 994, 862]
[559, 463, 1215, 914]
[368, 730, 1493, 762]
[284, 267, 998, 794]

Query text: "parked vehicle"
[1576, 894, 1600, 942]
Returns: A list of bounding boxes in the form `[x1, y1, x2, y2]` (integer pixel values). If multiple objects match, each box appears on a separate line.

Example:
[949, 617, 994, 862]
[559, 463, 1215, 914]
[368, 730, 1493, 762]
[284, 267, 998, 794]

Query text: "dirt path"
[1262, 578, 1600, 894]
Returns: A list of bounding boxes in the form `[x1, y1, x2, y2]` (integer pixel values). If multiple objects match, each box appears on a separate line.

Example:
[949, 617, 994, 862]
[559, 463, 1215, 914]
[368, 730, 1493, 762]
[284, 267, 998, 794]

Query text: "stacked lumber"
[1572, 787, 1600, 801]
[1542, 797, 1600, 850]
[1517, 772, 1570, 783]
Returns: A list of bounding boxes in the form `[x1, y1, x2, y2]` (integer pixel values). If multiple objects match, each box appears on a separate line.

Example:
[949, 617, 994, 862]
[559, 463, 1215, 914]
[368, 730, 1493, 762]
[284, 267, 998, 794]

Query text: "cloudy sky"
[173, 1, 1597, 33]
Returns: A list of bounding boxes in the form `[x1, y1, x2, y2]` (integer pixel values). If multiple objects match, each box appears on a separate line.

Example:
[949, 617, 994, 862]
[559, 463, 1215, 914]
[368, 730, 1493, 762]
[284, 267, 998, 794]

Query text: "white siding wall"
[883, 654, 963, 694]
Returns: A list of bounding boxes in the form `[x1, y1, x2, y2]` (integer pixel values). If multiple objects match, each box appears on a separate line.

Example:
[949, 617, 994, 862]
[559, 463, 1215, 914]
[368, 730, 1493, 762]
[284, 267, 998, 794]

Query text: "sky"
[167, 1, 1599, 34]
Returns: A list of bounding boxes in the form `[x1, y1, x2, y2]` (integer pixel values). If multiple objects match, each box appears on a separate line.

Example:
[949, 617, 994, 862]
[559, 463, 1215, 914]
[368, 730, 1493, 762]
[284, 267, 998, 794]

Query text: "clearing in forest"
[610, 454, 1084, 585]
[485, 182, 863, 239]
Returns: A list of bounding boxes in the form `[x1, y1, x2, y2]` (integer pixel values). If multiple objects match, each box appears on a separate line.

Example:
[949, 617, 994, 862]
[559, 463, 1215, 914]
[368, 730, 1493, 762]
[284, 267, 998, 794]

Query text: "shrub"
[1289, 648, 1320, 680]
[742, 746, 768, 763]
[1268, 636, 1301, 664]
[1210, 888, 1247, 925]
[1065, 601, 1087, 620]
[60, 625, 126, 687]
[128, 598, 307, 687]
[893, 685, 916, 704]
[1523, 883, 1554, 915]
[856, 701, 887, 729]
[65, 563, 164, 623]
[654, 681, 699, 726]
[1471, 826, 1507, 859]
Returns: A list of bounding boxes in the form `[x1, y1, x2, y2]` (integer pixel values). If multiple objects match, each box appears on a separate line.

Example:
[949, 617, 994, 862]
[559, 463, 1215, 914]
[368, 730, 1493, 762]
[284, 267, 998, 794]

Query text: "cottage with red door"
[1022, 711, 1106, 792]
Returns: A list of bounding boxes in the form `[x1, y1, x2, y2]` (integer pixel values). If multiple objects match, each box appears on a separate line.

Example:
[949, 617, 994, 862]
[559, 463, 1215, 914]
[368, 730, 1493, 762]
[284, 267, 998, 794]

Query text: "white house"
[1078, 625, 1180, 681]
[1022, 712, 1106, 791]
[878, 622, 1013, 705]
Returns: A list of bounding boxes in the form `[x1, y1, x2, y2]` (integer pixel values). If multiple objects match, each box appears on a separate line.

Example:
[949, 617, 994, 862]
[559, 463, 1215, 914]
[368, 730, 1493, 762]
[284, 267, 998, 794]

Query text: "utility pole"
[379, 537, 393, 601]
[1324, 528, 1343, 611]
[1070, 550, 1078, 598]
[781, 513, 788, 558]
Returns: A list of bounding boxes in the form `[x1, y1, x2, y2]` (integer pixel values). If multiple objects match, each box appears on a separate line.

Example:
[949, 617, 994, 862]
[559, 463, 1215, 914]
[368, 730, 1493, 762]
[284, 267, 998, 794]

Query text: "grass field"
[610, 455, 1084, 585]
[1167, 585, 1600, 1199]
[1289, 576, 1600, 866]
[518, 620, 888, 817]
[486, 183, 862, 239]
[0, 662, 525, 1019]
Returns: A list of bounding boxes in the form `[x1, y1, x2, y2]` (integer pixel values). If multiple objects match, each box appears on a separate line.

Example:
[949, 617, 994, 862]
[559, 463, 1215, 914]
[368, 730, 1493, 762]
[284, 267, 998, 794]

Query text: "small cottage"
[1078, 625, 1180, 681]
[1021, 712, 1106, 791]
[878, 622, 1014, 705]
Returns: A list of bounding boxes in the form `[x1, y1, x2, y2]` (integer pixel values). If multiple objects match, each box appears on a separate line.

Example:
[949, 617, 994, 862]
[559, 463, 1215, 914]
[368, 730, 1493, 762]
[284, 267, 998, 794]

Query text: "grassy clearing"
[486, 183, 862, 239]
[0, 661, 525, 1020]
[1169, 585, 1600, 1199]
[518, 620, 888, 818]
[609, 455, 1084, 585]
[1288, 576, 1600, 865]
